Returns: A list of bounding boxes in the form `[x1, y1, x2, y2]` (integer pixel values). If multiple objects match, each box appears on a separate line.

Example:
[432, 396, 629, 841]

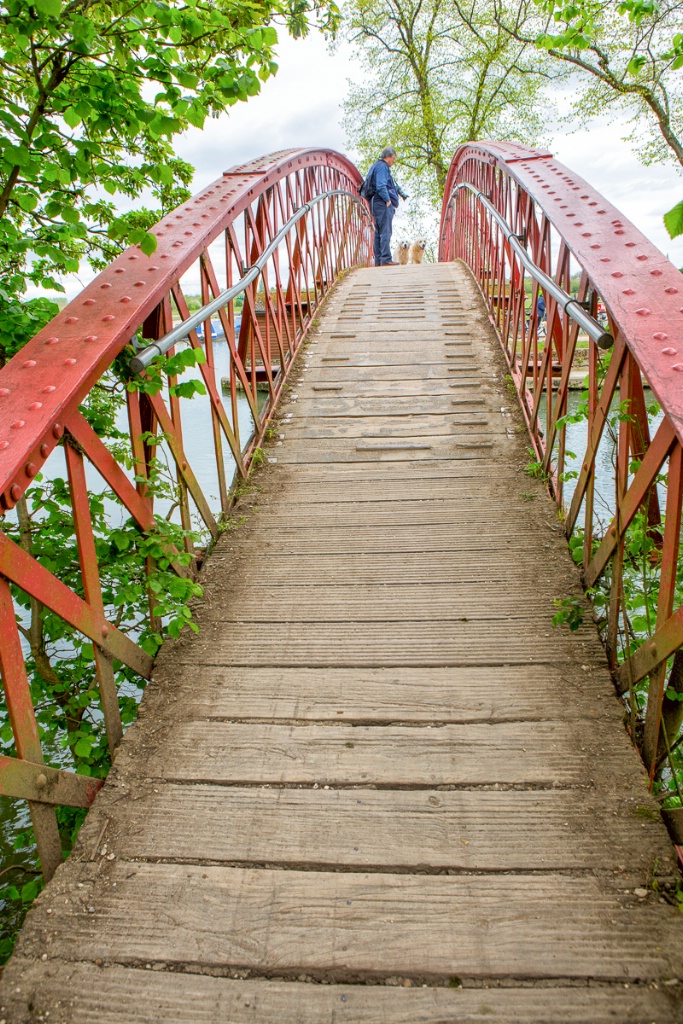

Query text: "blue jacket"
[369, 160, 406, 208]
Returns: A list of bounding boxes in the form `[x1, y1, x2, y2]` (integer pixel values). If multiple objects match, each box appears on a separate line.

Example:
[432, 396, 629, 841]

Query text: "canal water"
[545, 387, 665, 521]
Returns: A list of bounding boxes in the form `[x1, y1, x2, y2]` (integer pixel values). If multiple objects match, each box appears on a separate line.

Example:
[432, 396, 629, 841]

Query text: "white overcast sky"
[177, 30, 683, 258]
[58, 28, 683, 296]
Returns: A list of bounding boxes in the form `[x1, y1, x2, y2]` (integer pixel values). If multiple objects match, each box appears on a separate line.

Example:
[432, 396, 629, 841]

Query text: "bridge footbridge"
[2, 263, 682, 1021]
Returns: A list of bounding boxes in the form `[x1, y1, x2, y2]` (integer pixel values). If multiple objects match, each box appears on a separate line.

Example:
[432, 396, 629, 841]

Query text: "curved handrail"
[449, 183, 613, 350]
[0, 148, 372, 879]
[440, 140, 683, 786]
[440, 141, 683, 442]
[0, 147, 367, 513]
[131, 188, 371, 373]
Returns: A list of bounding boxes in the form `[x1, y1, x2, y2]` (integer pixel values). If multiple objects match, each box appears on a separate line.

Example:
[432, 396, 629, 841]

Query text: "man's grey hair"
[380, 146, 396, 159]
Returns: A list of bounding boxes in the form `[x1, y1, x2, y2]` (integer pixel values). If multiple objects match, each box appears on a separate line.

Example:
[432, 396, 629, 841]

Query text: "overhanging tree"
[0, 0, 338, 351]
[341, 0, 554, 205]
[498, 0, 683, 236]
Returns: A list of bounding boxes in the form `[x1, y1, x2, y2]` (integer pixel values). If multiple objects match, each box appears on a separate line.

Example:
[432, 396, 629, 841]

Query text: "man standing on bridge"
[364, 146, 408, 266]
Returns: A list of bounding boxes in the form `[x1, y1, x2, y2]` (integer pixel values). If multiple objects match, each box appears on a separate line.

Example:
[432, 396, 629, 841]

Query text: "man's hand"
[386, 200, 391, 207]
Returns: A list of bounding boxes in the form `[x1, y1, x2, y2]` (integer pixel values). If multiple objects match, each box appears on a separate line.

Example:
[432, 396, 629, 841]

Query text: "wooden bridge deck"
[3, 264, 683, 1022]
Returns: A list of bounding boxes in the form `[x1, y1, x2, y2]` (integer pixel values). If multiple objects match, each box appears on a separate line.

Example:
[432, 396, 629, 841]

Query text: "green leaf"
[177, 71, 199, 89]
[21, 879, 39, 903]
[664, 200, 683, 240]
[16, 192, 38, 212]
[63, 107, 81, 129]
[35, 0, 62, 15]
[186, 103, 206, 129]
[61, 207, 80, 224]
[169, 379, 207, 399]
[140, 232, 158, 257]
[74, 737, 93, 758]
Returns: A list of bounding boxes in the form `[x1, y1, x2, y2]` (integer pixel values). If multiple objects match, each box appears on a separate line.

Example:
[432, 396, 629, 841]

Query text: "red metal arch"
[0, 148, 372, 879]
[440, 141, 683, 440]
[0, 147, 367, 513]
[440, 141, 683, 788]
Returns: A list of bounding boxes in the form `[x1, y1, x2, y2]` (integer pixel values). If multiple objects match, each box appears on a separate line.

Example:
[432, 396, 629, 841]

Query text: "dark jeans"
[372, 199, 395, 265]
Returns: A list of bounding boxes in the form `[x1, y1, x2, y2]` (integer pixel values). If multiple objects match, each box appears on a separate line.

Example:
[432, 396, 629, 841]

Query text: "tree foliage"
[525, 0, 683, 167]
[341, 0, 554, 204]
[0, 0, 338, 348]
[511, 0, 683, 235]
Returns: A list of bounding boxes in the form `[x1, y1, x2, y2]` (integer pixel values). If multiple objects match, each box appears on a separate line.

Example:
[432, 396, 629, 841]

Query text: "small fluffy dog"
[409, 239, 427, 264]
[393, 241, 410, 265]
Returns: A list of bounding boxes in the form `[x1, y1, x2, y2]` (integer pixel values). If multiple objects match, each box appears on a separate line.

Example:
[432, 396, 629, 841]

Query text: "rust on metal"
[0, 754, 102, 807]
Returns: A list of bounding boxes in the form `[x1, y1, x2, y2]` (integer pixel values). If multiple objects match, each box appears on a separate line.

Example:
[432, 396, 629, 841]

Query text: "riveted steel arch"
[440, 140, 683, 786]
[0, 148, 373, 879]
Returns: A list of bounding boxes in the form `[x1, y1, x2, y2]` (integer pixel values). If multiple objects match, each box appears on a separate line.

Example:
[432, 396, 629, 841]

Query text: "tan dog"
[393, 241, 410, 265]
[409, 239, 427, 264]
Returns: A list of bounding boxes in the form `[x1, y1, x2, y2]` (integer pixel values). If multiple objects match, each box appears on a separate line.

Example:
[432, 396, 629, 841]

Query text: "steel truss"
[0, 149, 372, 878]
[441, 141, 683, 799]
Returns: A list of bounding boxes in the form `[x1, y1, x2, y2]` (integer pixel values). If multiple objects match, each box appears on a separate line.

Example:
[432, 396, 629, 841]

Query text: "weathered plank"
[195, 586, 570, 619]
[4, 966, 679, 1024]
[203, 559, 577, 593]
[17, 864, 683, 982]
[145, 720, 626, 786]
[179, 620, 604, 665]
[280, 417, 491, 439]
[101, 785, 669, 871]
[147, 664, 618, 722]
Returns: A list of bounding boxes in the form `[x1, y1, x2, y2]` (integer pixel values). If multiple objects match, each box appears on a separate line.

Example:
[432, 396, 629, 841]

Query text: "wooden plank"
[146, 720, 620, 786]
[300, 351, 478, 365]
[256, 461, 524, 482]
[206, 549, 572, 583]
[304, 364, 470, 380]
[279, 419, 487, 439]
[149, 665, 618, 723]
[272, 445, 507, 465]
[287, 380, 483, 398]
[277, 431, 502, 451]
[227, 531, 564, 557]
[284, 396, 478, 417]
[182, 623, 605, 666]
[18, 864, 683, 982]
[4, 966, 680, 1024]
[196, 594, 571, 622]
[232, 509, 554, 531]
[98, 785, 672, 872]
[253, 481, 532, 503]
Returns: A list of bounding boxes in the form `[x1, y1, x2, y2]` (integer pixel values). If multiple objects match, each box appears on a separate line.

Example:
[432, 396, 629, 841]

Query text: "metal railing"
[0, 149, 373, 880]
[441, 142, 683, 826]
[451, 183, 613, 351]
[131, 189, 370, 373]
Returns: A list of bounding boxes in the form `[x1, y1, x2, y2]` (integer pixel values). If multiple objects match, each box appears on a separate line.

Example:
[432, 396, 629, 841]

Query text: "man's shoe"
[383, 261, 400, 266]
